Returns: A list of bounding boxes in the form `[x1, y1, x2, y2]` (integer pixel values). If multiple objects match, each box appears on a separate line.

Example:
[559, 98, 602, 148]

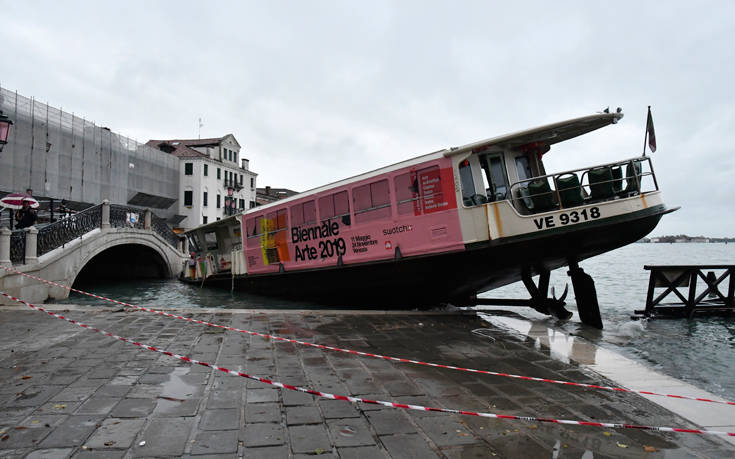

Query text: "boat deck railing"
[508, 156, 658, 214]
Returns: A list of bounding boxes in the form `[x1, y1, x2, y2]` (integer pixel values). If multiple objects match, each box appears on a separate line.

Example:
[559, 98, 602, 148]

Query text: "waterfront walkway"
[0, 306, 732, 458]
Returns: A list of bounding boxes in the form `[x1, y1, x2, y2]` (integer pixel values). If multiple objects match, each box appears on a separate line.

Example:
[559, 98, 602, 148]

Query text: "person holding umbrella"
[15, 198, 37, 229]
[1, 192, 39, 229]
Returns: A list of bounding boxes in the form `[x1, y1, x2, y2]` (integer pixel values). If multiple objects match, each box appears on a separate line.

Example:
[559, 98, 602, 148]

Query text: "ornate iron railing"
[110, 204, 179, 248]
[8, 203, 181, 264]
[109, 204, 146, 230]
[37, 204, 103, 257]
[10, 230, 25, 264]
[151, 213, 179, 247]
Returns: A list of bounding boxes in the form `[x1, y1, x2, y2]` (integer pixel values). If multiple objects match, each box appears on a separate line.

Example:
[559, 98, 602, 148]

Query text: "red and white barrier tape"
[1, 289, 733, 438]
[2, 265, 734, 408]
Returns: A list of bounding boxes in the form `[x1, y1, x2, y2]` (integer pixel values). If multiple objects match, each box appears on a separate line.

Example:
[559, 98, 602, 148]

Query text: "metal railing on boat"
[507, 156, 658, 214]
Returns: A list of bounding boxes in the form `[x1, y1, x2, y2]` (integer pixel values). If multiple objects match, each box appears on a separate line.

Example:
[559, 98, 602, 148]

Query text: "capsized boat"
[181, 109, 675, 328]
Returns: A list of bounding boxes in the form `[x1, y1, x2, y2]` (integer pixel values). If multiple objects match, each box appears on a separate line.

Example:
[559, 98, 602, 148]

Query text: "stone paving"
[0, 306, 733, 458]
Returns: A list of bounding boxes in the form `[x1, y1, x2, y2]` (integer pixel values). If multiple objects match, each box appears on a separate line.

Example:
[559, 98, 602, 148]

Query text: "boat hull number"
[533, 207, 601, 230]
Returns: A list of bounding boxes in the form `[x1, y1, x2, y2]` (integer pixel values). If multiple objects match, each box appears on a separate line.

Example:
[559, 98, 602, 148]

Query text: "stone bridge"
[0, 201, 187, 305]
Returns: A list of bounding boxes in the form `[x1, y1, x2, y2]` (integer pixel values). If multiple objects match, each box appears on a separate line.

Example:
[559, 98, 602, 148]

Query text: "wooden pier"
[635, 265, 735, 318]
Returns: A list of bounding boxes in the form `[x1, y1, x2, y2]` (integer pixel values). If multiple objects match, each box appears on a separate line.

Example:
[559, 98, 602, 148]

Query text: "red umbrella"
[0, 193, 40, 209]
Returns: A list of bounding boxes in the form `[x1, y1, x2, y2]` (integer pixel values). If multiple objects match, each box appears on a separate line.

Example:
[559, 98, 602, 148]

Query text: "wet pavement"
[0, 306, 733, 458]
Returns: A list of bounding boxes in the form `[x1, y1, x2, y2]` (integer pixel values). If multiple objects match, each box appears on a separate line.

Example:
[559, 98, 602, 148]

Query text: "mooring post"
[24, 226, 38, 264]
[0, 227, 11, 268]
[101, 199, 111, 230]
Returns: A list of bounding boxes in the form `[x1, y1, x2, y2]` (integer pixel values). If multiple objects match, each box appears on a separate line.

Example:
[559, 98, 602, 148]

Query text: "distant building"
[0, 87, 180, 221]
[256, 186, 299, 206]
[146, 135, 257, 229]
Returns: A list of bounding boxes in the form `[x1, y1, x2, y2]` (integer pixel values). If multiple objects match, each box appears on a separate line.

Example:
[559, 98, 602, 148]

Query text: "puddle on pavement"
[154, 367, 198, 413]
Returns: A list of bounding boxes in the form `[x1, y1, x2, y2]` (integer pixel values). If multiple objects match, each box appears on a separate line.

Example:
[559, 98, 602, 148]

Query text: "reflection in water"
[484, 314, 599, 365]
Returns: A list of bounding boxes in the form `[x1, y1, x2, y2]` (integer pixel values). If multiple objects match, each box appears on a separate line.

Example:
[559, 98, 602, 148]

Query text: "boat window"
[266, 209, 288, 234]
[516, 155, 533, 181]
[263, 209, 288, 264]
[187, 233, 200, 253]
[481, 154, 509, 201]
[290, 200, 316, 227]
[204, 231, 218, 250]
[394, 172, 419, 215]
[245, 215, 263, 248]
[319, 190, 351, 226]
[459, 159, 477, 206]
[353, 179, 391, 224]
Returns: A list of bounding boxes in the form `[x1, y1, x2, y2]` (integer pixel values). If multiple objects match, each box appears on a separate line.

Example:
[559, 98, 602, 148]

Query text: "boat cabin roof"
[443, 111, 623, 158]
[184, 110, 624, 233]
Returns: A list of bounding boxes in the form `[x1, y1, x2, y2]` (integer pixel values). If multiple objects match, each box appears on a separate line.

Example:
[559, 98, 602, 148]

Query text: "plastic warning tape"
[2, 265, 734, 408]
[1, 289, 733, 438]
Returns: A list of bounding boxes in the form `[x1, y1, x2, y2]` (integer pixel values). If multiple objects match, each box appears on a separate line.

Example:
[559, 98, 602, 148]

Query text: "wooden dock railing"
[636, 265, 735, 318]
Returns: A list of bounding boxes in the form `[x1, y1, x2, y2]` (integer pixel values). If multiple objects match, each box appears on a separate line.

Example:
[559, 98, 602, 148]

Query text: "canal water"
[62, 243, 735, 402]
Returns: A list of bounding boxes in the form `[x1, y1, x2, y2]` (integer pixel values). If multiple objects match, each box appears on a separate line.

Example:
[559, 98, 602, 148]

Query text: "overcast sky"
[2, 1, 734, 236]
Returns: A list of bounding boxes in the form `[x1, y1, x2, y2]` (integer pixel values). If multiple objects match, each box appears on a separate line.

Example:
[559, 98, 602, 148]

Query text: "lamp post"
[226, 187, 234, 215]
[0, 110, 13, 153]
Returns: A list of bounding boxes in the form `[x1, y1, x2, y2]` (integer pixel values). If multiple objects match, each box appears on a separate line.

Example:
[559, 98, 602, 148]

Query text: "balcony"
[224, 178, 243, 191]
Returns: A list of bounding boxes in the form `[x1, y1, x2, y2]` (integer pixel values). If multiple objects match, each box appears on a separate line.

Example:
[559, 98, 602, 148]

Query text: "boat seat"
[611, 166, 624, 193]
[623, 161, 643, 195]
[556, 173, 584, 208]
[518, 186, 535, 213]
[588, 166, 615, 201]
[527, 178, 556, 212]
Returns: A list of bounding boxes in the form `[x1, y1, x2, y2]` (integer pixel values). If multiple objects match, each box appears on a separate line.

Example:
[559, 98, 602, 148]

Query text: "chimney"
[265, 186, 271, 195]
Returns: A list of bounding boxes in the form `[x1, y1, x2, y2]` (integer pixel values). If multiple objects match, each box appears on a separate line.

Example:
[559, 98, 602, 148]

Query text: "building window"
[184, 190, 193, 206]
[216, 194, 221, 208]
[235, 152, 238, 164]
[217, 168, 221, 179]
[239, 198, 245, 209]
[239, 174, 243, 185]
[203, 191, 208, 207]
[185, 163, 193, 175]
[249, 201, 256, 208]
[203, 216, 208, 224]
[250, 177, 254, 188]
[204, 164, 208, 176]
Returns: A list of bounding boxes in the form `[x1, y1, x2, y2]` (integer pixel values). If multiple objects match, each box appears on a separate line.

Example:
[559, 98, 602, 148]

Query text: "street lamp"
[0, 110, 13, 153]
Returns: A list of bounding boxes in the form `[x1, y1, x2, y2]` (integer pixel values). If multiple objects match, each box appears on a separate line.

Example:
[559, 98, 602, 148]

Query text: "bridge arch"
[73, 242, 171, 285]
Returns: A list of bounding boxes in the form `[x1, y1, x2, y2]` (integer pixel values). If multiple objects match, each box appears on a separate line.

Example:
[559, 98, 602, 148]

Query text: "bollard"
[24, 226, 38, 264]
[101, 199, 111, 230]
[144, 209, 152, 231]
[0, 227, 11, 267]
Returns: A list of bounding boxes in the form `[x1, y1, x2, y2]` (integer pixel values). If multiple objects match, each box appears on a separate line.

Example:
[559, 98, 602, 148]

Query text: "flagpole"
[642, 106, 650, 157]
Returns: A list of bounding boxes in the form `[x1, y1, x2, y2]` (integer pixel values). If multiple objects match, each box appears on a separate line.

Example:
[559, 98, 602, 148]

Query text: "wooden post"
[644, 268, 656, 315]
[687, 268, 697, 319]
